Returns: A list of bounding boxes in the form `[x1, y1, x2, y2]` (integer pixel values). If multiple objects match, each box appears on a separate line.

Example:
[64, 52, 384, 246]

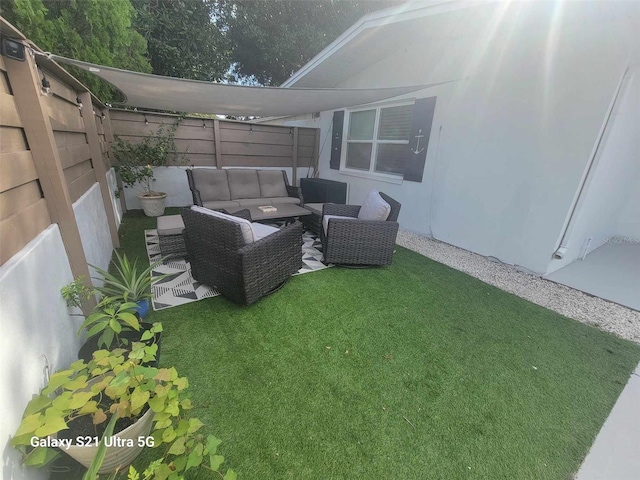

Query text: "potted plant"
[11, 345, 236, 479]
[91, 250, 165, 318]
[61, 274, 163, 364]
[112, 121, 188, 217]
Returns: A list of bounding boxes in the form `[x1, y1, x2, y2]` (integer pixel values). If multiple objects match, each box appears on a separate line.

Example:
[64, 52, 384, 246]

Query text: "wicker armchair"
[320, 192, 401, 266]
[181, 207, 303, 305]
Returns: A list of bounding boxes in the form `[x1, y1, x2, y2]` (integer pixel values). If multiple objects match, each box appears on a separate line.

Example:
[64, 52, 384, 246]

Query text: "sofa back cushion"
[358, 191, 391, 221]
[228, 169, 261, 200]
[258, 170, 288, 198]
[191, 206, 255, 244]
[192, 169, 231, 201]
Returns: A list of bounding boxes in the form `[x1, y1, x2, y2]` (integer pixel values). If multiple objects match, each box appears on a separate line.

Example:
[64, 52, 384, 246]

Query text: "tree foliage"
[2, 0, 151, 101]
[214, 0, 406, 85]
[131, 0, 230, 81]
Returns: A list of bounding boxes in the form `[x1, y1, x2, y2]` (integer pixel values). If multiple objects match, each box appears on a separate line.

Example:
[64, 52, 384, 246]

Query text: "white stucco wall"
[73, 183, 114, 280]
[546, 66, 640, 273]
[0, 226, 83, 480]
[312, 1, 639, 273]
[122, 166, 314, 210]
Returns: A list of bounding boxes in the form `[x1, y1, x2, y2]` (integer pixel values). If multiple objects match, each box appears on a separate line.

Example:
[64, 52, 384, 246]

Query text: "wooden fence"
[110, 110, 319, 184]
[0, 18, 118, 277]
[0, 19, 319, 272]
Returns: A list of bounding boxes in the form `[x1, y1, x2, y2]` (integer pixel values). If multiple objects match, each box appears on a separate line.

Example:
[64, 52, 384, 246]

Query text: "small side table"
[157, 215, 187, 258]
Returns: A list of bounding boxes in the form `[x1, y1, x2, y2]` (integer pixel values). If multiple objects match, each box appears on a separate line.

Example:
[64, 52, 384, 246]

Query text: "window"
[344, 103, 414, 176]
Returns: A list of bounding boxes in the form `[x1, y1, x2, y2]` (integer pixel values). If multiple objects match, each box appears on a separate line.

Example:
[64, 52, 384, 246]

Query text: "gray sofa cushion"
[228, 169, 260, 200]
[358, 190, 391, 221]
[202, 200, 241, 211]
[192, 169, 231, 201]
[258, 170, 288, 197]
[236, 197, 300, 207]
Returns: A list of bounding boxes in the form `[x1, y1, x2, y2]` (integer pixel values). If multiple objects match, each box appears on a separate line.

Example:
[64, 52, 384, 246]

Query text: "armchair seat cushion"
[251, 222, 280, 241]
[358, 191, 391, 221]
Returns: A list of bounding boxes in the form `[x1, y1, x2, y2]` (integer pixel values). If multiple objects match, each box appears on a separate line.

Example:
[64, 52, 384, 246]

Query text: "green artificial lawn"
[119, 209, 640, 479]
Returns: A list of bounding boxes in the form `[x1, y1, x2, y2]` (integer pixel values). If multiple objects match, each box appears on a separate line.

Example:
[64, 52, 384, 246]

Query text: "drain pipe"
[552, 65, 630, 260]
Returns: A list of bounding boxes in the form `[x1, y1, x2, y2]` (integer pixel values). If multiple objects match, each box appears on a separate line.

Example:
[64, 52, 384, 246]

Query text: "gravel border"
[397, 230, 640, 344]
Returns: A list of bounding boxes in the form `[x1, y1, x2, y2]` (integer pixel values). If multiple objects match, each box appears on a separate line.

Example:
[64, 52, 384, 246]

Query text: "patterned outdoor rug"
[145, 227, 329, 311]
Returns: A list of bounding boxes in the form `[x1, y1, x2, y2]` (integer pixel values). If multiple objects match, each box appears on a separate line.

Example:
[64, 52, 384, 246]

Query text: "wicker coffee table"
[226, 204, 312, 224]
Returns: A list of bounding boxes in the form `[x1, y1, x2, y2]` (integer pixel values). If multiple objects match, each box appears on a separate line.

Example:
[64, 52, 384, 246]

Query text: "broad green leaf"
[154, 369, 171, 381]
[34, 416, 67, 437]
[189, 418, 205, 435]
[42, 370, 73, 394]
[174, 377, 188, 390]
[24, 446, 60, 467]
[210, 454, 224, 471]
[68, 391, 95, 409]
[13, 413, 42, 438]
[109, 317, 122, 334]
[162, 426, 176, 443]
[119, 312, 140, 330]
[167, 436, 186, 455]
[223, 469, 237, 480]
[174, 420, 190, 436]
[24, 395, 52, 416]
[63, 375, 89, 391]
[186, 448, 204, 471]
[130, 389, 150, 412]
[78, 400, 98, 415]
[51, 391, 72, 411]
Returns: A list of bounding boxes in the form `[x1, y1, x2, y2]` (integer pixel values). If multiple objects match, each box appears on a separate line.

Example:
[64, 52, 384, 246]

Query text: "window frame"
[340, 100, 415, 182]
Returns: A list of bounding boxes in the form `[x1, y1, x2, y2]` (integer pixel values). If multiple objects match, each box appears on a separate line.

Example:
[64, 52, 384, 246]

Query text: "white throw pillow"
[191, 206, 255, 244]
[357, 191, 391, 221]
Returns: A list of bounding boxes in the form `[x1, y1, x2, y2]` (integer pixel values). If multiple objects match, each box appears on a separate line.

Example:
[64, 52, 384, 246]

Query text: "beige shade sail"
[48, 54, 442, 117]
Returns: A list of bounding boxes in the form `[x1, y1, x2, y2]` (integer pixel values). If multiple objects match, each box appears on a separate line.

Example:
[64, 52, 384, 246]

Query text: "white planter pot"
[137, 192, 167, 217]
[64, 407, 155, 474]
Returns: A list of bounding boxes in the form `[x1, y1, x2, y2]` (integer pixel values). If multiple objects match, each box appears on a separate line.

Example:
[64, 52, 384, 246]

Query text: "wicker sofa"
[186, 168, 302, 210]
[181, 206, 303, 306]
[321, 192, 401, 266]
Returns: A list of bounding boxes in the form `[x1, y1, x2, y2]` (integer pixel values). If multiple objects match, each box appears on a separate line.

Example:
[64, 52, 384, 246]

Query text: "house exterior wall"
[311, 1, 639, 274]
[546, 66, 640, 273]
[0, 226, 83, 480]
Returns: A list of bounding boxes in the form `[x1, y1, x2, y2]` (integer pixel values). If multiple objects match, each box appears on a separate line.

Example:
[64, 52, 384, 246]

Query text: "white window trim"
[339, 100, 414, 183]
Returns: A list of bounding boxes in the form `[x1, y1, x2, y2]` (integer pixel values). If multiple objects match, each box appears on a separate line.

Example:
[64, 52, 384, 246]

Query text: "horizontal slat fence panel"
[0, 199, 51, 265]
[1, 126, 28, 153]
[109, 110, 319, 172]
[0, 151, 38, 191]
[67, 168, 97, 203]
[0, 182, 42, 220]
[57, 143, 91, 169]
[0, 57, 51, 266]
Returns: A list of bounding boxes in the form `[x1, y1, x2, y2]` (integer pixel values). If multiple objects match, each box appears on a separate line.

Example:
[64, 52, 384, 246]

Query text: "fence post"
[213, 119, 222, 168]
[292, 127, 299, 186]
[4, 47, 92, 283]
[79, 92, 120, 247]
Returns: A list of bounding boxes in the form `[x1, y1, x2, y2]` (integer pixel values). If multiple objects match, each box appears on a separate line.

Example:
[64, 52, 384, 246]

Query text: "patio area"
[85, 209, 639, 479]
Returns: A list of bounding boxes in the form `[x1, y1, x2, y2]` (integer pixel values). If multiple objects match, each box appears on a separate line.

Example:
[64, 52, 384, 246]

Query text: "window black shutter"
[403, 97, 437, 182]
[330, 110, 345, 170]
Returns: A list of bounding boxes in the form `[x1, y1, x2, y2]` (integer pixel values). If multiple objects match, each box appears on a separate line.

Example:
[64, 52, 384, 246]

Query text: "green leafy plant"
[79, 299, 148, 349]
[112, 121, 188, 196]
[90, 251, 165, 304]
[61, 275, 97, 312]
[11, 345, 236, 479]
